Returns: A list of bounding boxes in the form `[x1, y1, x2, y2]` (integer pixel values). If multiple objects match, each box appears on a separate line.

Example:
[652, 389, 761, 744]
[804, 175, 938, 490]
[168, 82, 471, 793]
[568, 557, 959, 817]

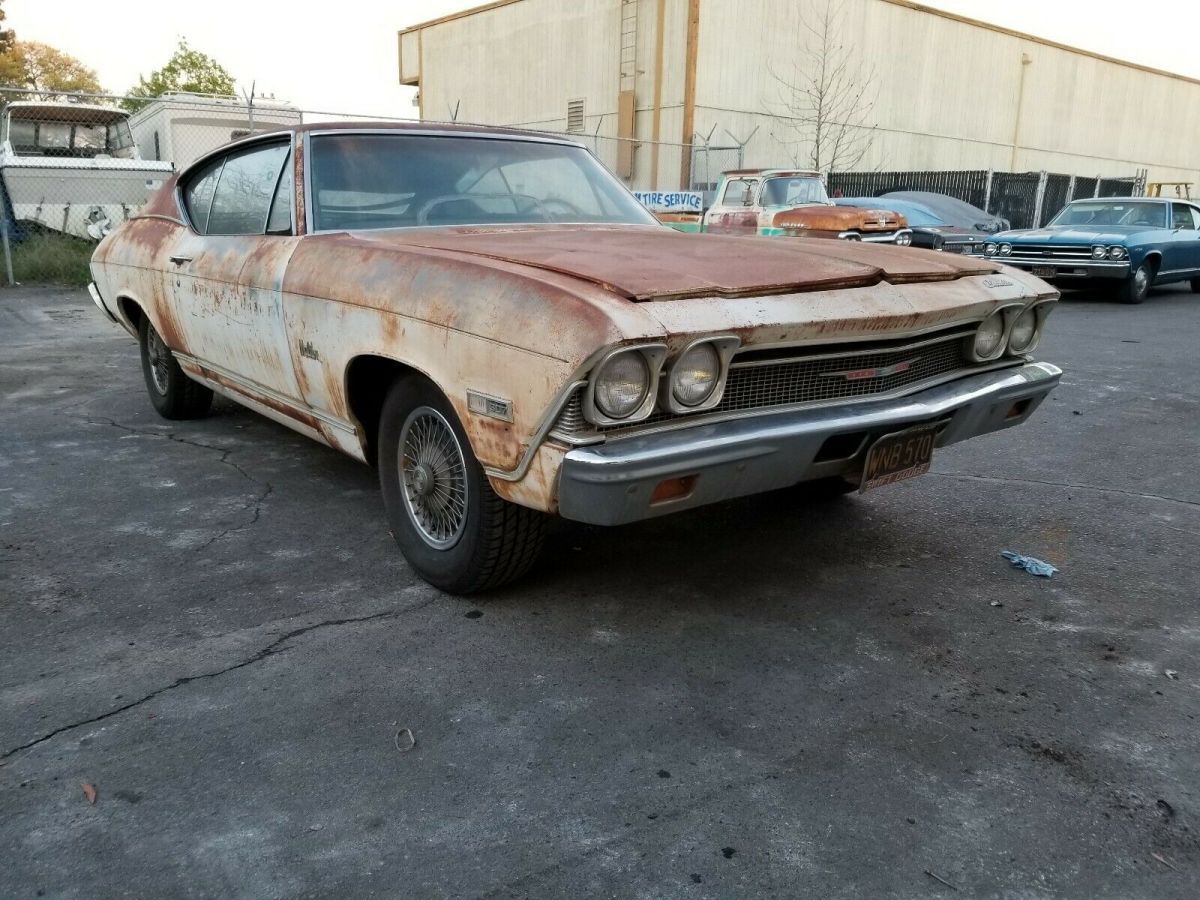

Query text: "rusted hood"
[773, 206, 906, 232]
[360, 226, 997, 301]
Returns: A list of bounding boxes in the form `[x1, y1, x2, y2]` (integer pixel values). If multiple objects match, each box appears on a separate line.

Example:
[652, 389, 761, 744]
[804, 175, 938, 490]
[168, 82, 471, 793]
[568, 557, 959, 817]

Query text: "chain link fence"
[828, 168, 1146, 230]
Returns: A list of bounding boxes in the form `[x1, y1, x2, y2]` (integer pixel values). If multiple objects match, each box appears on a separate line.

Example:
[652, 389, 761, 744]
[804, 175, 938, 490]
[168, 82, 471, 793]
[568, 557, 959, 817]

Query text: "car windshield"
[1050, 201, 1167, 228]
[308, 133, 658, 231]
[761, 176, 828, 207]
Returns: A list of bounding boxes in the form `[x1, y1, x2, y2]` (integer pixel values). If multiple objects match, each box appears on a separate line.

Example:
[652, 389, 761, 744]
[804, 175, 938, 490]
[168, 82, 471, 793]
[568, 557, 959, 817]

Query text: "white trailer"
[128, 93, 302, 169]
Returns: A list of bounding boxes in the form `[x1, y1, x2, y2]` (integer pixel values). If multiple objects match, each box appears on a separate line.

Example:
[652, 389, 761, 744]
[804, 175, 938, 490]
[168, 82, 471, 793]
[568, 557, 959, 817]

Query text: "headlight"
[984, 244, 998, 257]
[1108, 246, 1126, 260]
[998, 243, 1012, 256]
[973, 312, 1006, 360]
[1091, 245, 1106, 259]
[1007, 308, 1038, 354]
[594, 351, 651, 419]
[671, 343, 720, 407]
[896, 232, 912, 247]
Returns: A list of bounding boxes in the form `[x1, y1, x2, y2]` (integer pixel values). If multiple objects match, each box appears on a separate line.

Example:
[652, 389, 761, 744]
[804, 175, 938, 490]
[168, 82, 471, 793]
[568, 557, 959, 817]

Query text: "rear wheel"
[138, 316, 212, 419]
[378, 376, 545, 594]
[1117, 262, 1154, 305]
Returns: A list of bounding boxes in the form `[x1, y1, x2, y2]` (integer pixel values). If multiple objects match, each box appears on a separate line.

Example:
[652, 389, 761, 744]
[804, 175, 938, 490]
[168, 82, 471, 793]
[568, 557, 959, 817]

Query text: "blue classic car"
[984, 197, 1200, 304]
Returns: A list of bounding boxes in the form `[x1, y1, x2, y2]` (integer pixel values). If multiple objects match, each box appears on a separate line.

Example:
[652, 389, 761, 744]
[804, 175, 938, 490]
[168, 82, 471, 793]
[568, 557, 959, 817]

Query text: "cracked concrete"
[2, 285, 1199, 898]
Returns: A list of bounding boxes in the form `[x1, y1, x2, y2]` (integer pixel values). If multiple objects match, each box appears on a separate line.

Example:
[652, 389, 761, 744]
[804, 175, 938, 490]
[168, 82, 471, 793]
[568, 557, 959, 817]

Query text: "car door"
[1167, 203, 1200, 275]
[169, 139, 304, 402]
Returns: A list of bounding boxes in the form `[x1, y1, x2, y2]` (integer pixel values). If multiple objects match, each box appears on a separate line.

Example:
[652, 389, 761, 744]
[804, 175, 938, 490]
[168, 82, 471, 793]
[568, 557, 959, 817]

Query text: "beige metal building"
[398, 0, 1200, 192]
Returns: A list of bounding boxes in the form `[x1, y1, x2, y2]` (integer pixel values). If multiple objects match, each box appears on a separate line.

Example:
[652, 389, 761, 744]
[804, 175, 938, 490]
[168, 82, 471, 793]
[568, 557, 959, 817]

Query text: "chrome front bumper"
[557, 361, 1062, 525]
[88, 282, 117, 323]
[840, 227, 914, 244]
[1001, 258, 1131, 280]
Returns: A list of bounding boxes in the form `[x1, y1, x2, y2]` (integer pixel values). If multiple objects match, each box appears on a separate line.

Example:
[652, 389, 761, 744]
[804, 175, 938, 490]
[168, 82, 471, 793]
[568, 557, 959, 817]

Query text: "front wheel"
[138, 316, 212, 419]
[378, 376, 546, 594]
[1117, 262, 1153, 305]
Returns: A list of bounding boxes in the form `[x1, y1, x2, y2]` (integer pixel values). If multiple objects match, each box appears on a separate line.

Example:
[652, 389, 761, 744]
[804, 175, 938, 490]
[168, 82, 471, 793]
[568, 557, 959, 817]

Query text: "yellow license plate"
[860, 423, 938, 492]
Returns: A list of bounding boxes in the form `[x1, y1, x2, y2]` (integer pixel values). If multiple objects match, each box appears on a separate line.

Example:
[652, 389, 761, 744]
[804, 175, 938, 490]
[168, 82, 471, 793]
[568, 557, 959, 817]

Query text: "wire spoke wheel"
[145, 325, 171, 395]
[398, 406, 469, 549]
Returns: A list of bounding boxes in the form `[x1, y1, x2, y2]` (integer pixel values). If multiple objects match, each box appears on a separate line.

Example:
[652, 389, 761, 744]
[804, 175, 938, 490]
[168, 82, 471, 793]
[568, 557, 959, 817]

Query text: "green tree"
[126, 39, 236, 109]
[0, 41, 102, 95]
[0, 0, 15, 54]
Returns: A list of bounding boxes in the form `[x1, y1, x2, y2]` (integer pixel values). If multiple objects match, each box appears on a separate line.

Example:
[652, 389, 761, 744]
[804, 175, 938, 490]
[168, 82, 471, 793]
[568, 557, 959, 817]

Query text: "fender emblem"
[467, 390, 513, 422]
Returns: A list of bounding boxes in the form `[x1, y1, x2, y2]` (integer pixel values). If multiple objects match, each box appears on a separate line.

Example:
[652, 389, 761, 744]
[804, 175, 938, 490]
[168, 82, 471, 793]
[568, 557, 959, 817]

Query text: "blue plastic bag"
[1001, 551, 1058, 578]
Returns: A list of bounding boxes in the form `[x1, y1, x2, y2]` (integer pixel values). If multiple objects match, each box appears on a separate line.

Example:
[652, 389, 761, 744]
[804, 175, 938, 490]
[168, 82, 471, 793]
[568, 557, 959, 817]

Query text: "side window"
[184, 157, 223, 233]
[721, 178, 757, 206]
[207, 143, 290, 235]
[266, 152, 294, 234]
[1171, 204, 1196, 230]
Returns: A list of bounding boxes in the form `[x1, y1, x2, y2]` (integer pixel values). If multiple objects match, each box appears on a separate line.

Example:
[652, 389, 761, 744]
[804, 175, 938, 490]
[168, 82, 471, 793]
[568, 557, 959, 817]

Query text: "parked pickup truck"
[663, 169, 913, 245]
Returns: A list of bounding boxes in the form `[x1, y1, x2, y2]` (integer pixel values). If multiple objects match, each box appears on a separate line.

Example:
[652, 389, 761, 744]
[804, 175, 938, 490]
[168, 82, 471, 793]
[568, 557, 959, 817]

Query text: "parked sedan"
[835, 197, 986, 254]
[881, 191, 1009, 233]
[985, 198, 1200, 304]
[90, 123, 1062, 593]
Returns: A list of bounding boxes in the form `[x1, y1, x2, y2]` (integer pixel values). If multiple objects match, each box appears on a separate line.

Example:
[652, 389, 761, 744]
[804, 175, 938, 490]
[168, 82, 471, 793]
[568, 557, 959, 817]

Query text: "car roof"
[1066, 196, 1165, 204]
[180, 120, 588, 178]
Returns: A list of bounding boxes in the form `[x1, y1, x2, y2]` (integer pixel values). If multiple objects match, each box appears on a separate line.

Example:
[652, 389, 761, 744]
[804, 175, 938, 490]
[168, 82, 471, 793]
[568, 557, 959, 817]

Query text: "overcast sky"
[7, 0, 1199, 116]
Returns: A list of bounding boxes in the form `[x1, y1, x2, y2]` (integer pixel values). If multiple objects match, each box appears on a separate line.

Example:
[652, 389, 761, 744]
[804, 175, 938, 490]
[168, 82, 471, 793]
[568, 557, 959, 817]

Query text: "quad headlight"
[586, 345, 667, 424]
[998, 243, 1012, 256]
[1108, 246, 1127, 260]
[896, 231, 913, 247]
[984, 243, 998, 257]
[1092, 245, 1107, 260]
[972, 312, 1007, 360]
[1007, 307, 1038, 354]
[671, 343, 721, 406]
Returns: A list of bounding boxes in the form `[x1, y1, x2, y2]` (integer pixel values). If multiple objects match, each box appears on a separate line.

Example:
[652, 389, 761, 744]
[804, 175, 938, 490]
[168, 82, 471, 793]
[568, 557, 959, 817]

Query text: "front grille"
[552, 329, 981, 440]
[1007, 243, 1093, 261]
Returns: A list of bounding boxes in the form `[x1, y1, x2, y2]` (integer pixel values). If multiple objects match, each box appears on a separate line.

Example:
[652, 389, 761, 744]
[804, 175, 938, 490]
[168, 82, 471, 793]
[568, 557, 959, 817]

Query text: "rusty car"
[89, 123, 1062, 593]
[664, 168, 913, 245]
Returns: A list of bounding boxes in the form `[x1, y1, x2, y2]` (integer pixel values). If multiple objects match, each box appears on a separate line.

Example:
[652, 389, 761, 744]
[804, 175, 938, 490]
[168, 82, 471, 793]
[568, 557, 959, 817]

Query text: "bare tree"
[768, 0, 878, 175]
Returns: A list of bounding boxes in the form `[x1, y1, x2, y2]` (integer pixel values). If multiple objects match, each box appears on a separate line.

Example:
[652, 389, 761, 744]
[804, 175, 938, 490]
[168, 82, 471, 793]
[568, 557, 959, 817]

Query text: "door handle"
[168, 254, 193, 266]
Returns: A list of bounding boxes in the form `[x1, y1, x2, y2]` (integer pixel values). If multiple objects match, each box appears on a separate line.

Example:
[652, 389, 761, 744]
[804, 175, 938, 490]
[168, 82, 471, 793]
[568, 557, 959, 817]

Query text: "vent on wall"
[566, 99, 585, 133]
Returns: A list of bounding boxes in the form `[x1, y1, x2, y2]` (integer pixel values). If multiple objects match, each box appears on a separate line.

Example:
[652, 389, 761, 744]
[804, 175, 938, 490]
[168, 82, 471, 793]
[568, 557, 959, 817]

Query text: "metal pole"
[1032, 171, 1048, 227]
[1, 216, 14, 287]
[983, 169, 994, 213]
[1066, 174, 1076, 202]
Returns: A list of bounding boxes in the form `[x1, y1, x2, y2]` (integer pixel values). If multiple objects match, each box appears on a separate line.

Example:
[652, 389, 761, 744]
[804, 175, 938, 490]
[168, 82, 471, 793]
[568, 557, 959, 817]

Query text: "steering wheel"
[536, 198, 584, 218]
[416, 192, 542, 225]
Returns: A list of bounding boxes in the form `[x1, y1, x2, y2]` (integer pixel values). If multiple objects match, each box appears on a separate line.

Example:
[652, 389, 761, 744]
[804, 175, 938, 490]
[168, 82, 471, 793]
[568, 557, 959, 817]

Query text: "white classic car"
[90, 123, 1061, 593]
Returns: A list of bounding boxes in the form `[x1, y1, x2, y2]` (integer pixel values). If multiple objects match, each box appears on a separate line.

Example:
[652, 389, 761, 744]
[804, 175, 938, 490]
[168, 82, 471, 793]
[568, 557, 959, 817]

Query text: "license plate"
[860, 423, 938, 492]
[1032, 265, 1056, 278]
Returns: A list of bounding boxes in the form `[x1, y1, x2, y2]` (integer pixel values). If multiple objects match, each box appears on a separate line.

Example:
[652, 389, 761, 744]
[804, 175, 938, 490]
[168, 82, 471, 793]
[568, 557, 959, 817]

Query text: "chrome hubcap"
[398, 407, 468, 550]
[146, 326, 170, 395]
[1134, 268, 1149, 296]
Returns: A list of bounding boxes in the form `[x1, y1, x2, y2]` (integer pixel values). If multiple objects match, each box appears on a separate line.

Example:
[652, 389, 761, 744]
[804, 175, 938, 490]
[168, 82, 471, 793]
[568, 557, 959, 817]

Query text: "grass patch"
[6, 232, 94, 287]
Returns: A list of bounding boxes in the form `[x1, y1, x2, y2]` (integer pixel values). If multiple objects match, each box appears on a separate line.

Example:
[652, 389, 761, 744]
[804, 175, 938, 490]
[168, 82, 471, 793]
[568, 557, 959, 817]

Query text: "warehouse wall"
[400, 0, 1200, 190]
[695, 0, 1200, 184]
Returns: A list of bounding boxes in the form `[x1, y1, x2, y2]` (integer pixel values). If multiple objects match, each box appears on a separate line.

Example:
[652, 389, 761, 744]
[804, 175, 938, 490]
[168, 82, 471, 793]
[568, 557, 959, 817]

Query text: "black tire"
[138, 316, 213, 419]
[1117, 261, 1154, 305]
[1190, 277, 1200, 293]
[378, 376, 546, 594]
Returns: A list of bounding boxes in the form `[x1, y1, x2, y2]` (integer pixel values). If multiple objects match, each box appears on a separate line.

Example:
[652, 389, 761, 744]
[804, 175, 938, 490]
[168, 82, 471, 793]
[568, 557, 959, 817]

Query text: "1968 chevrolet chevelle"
[90, 123, 1062, 593]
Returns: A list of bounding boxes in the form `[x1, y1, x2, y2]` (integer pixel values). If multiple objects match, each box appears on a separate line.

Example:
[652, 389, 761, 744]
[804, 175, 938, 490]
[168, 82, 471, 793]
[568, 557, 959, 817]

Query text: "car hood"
[359, 225, 996, 300]
[1002, 225, 1151, 244]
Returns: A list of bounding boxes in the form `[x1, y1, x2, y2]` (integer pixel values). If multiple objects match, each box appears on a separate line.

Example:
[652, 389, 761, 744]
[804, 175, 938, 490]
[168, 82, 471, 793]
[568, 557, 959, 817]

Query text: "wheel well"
[345, 355, 422, 466]
[1142, 252, 1161, 273]
[117, 296, 144, 330]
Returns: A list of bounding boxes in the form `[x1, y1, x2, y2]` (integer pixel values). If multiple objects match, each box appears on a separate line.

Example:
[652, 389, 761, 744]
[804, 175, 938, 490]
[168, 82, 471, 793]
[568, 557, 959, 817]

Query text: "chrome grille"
[552, 329, 980, 439]
[1006, 244, 1094, 260]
